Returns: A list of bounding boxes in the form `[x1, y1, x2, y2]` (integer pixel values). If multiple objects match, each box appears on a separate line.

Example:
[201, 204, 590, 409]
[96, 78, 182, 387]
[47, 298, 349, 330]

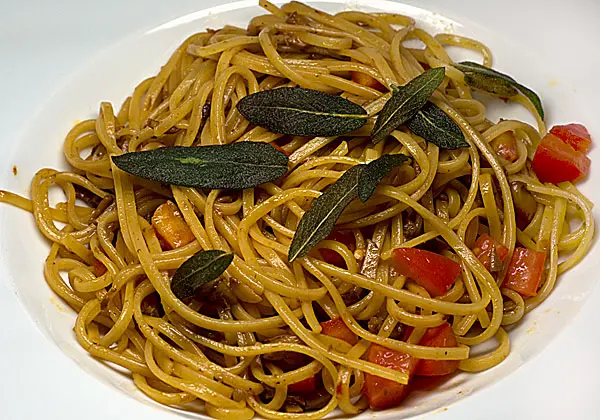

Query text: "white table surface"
[1, 1, 599, 419]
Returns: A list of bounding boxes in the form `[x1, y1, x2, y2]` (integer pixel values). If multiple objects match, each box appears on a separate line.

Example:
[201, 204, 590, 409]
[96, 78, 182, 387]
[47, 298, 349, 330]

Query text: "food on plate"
[0, 1, 594, 418]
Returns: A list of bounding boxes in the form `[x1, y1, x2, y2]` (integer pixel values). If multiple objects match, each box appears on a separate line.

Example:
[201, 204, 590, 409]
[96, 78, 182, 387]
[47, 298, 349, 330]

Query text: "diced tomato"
[93, 259, 107, 277]
[351, 71, 387, 92]
[288, 375, 317, 394]
[531, 133, 590, 184]
[502, 247, 546, 297]
[416, 323, 460, 377]
[319, 230, 355, 268]
[363, 344, 418, 410]
[270, 142, 291, 156]
[473, 234, 509, 272]
[490, 132, 518, 162]
[550, 123, 592, 153]
[391, 248, 461, 297]
[152, 201, 196, 250]
[320, 317, 358, 345]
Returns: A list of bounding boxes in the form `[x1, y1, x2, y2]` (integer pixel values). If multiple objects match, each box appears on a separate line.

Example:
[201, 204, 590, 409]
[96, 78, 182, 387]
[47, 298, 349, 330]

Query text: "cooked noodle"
[0, 1, 594, 418]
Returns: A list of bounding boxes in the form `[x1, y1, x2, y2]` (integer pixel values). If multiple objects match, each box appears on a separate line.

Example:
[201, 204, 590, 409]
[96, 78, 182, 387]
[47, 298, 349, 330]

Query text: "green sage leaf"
[371, 67, 445, 144]
[358, 154, 411, 202]
[454, 61, 544, 120]
[171, 250, 233, 301]
[236, 87, 368, 136]
[112, 142, 289, 190]
[407, 103, 469, 150]
[288, 165, 364, 262]
[463, 73, 518, 97]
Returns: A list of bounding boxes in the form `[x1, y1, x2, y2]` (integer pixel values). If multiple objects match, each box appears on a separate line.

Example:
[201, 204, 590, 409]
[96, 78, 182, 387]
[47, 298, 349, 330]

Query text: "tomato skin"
[319, 230, 355, 268]
[288, 376, 317, 394]
[473, 234, 509, 272]
[531, 133, 590, 184]
[391, 248, 461, 297]
[415, 323, 460, 377]
[550, 123, 591, 153]
[320, 317, 358, 345]
[503, 247, 546, 297]
[351, 71, 387, 92]
[363, 344, 418, 410]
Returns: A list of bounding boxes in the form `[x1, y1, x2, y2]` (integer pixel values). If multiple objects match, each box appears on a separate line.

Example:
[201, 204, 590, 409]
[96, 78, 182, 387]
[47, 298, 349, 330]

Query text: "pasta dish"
[0, 1, 594, 418]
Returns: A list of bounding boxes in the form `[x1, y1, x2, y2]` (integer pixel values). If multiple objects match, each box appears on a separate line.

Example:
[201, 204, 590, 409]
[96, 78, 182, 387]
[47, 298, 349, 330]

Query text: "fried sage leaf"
[407, 103, 469, 150]
[463, 72, 518, 97]
[288, 165, 364, 262]
[358, 154, 411, 202]
[236, 87, 368, 136]
[112, 142, 289, 189]
[371, 67, 445, 144]
[454, 61, 544, 120]
[171, 250, 233, 301]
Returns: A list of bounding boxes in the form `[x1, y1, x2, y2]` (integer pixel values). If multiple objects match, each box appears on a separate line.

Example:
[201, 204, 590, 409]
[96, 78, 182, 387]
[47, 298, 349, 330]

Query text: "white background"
[1, 0, 599, 419]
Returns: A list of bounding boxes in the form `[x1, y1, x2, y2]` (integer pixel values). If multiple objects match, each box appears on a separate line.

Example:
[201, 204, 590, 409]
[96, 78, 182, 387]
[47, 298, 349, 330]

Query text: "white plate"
[1, 0, 600, 419]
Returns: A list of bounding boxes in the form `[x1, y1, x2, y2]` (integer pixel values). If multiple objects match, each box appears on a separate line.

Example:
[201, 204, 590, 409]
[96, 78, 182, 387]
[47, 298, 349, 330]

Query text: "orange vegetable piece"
[320, 317, 358, 345]
[152, 201, 195, 250]
[351, 71, 387, 92]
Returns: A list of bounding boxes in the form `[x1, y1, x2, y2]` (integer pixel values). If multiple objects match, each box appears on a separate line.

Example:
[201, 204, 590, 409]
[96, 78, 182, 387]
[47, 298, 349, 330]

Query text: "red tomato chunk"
[503, 247, 546, 297]
[363, 344, 417, 410]
[473, 234, 509, 272]
[319, 230, 355, 268]
[391, 248, 461, 297]
[531, 133, 590, 184]
[550, 123, 591, 153]
[288, 376, 317, 394]
[416, 323, 460, 377]
[320, 317, 358, 345]
[363, 323, 461, 409]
